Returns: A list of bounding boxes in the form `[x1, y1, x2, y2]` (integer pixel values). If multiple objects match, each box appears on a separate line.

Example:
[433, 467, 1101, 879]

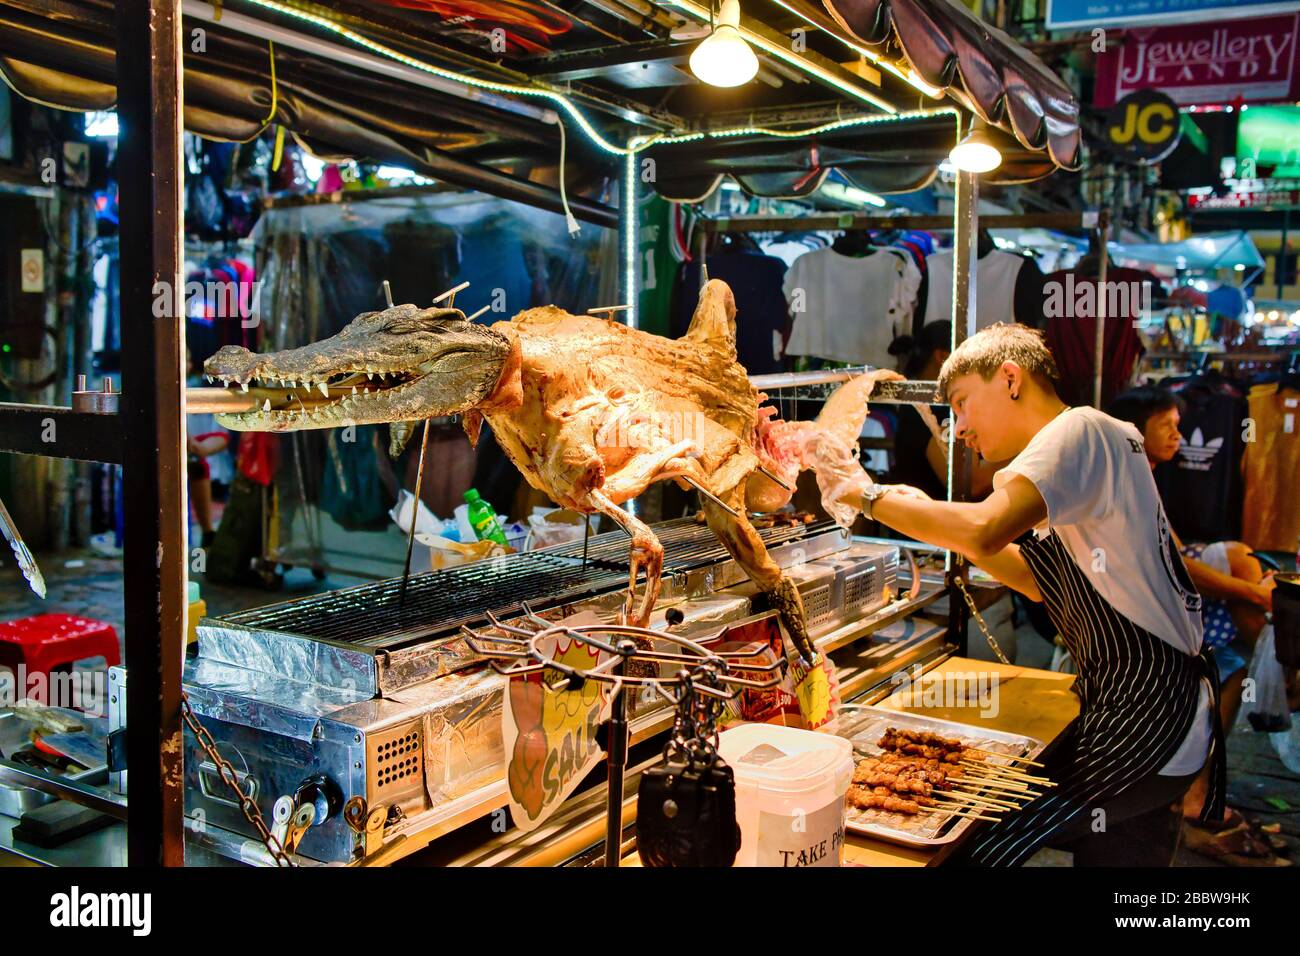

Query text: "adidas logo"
[1176, 428, 1223, 471]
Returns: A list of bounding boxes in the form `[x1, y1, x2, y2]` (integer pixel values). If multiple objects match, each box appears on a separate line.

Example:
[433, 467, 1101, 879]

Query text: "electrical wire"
[556, 117, 580, 237]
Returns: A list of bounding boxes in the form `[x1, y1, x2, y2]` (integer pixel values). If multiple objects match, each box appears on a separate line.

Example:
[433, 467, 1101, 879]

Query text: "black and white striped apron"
[962, 530, 1226, 867]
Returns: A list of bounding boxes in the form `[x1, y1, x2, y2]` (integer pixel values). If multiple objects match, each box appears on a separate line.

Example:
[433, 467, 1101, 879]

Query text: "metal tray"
[823, 704, 1046, 848]
[0, 709, 108, 818]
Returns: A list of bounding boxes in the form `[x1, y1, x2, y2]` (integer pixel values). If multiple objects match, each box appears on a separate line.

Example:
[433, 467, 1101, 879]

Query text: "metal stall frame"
[0, 0, 1087, 864]
[0, 0, 187, 865]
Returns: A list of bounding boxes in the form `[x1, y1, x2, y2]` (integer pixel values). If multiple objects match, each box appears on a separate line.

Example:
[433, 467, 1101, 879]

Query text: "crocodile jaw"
[203, 305, 511, 431]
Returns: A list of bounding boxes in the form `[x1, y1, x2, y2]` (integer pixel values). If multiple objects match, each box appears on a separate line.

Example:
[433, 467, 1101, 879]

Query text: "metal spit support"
[461, 610, 784, 868]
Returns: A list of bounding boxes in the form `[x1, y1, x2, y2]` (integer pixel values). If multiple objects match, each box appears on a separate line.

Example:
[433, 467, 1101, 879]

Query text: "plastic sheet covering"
[251, 192, 617, 576]
[1109, 231, 1265, 272]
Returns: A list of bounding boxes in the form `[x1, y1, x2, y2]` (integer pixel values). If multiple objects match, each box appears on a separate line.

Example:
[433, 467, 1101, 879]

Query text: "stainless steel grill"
[214, 518, 833, 651]
[540, 516, 833, 572]
[184, 516, 904, 865]
[220, 551, 624, 649]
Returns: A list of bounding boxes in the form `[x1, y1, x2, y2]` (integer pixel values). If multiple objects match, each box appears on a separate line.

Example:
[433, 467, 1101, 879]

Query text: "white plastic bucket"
[717, 723, 853, 867]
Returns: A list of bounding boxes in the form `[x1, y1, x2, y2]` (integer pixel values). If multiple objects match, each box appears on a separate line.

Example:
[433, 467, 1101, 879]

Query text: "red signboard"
[1187, 189, 1300, 210]
[1095, 14, 1300, 109]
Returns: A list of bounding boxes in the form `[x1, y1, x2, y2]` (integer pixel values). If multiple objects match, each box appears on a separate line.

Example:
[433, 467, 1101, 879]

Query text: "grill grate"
[540, 516, 833, 573]
[214, 517, 834, 650]
[219, 551, 623, 648]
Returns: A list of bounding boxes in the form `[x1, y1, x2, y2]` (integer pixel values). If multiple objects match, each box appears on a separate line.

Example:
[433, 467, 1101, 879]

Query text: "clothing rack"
[695, 212, 1101, 233]
[698, 208, 1111, 410]
[1142, 349, 1298, 365]
[750, 369, 939, 404]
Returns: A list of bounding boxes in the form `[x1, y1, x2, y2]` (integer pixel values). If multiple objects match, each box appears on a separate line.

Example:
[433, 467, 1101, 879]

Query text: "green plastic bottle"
[463, 488, 508, 545]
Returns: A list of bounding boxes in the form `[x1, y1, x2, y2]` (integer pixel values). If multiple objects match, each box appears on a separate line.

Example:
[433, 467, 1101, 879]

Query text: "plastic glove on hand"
[811, 438, 875, 528]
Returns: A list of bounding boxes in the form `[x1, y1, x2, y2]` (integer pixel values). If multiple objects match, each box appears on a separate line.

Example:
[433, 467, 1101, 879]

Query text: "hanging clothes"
[1043, 267, 1155, 408]
[782, 245, 920, 368]
[635, 193, 683, 337]
[761, 232, 828, 268]
[1155, 373, 1247, 543]
[922, 247, 1045, 331]
[673, 243, 789, 376]
[1206, 284, 1247, 324]
[1241, 379, 1300, 551]
[319, 427, 393, 530]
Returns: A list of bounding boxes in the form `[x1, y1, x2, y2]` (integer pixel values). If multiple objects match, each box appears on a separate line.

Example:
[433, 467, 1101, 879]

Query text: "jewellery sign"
[1094, 14, 1300, 109]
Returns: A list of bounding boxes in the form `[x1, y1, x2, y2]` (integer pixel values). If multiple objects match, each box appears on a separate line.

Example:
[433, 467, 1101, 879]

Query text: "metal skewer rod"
[681, 476, 739, 518]
[399, 419, 433, 608]
[587, 304, 630, 319]
[756, 464, 793, 491]
[465, 304, 492, 322]
[382, 280, 393, 308]
[434, 281, 470, 304]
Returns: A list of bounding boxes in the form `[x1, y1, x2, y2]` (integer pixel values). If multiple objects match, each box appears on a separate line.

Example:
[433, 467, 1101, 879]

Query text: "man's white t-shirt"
[993, 406, 1213, 776]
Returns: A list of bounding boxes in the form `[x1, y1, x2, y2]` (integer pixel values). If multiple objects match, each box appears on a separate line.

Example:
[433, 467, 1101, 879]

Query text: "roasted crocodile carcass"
[204, 280, 887, 665]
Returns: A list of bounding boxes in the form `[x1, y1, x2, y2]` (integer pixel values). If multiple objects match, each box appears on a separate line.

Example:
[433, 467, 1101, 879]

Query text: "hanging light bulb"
[948, 118, 1003, 173]
[689, 0, 759, 88]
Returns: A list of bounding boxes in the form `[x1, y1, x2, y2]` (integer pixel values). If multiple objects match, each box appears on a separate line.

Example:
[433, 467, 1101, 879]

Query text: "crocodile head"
[204, 304, 512, 447]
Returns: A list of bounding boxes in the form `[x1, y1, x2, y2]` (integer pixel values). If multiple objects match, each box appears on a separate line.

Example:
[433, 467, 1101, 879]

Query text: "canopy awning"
[1109, 232, 1265, 272]
[820, 0, 1081, 171]
[0, 0, 619, 226]
[0, 0, 1080, 215]
[642, 112, 1062, 202]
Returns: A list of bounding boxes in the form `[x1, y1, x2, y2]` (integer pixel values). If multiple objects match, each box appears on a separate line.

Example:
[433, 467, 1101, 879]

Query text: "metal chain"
[954, 575, 1012, 665]
[180, 692, 297, 867]
[663, 664, 726, 768]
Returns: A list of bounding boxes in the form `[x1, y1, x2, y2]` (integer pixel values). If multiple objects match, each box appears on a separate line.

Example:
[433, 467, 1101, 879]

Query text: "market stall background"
[0, 0, 1296, 870]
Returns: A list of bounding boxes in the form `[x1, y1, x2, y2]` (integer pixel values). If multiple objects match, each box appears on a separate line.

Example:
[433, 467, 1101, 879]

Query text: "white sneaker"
[89, 532, 124, 558]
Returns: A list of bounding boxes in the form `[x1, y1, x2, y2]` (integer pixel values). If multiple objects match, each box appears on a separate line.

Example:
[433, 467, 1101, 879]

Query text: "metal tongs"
[0, 495, 44, 598]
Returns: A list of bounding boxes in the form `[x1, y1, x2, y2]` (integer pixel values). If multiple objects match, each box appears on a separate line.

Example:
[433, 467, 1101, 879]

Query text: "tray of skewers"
[823, 706, 1052, 847]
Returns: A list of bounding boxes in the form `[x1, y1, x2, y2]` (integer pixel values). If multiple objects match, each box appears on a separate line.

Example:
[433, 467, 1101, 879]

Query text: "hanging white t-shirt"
[994, 406, 1212, 775]
[783, 247, 921, 367]
[924, 249, 1026, 331]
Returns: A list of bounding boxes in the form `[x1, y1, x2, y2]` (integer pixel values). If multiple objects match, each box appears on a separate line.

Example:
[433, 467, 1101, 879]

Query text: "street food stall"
[0, 0, 1096, 869]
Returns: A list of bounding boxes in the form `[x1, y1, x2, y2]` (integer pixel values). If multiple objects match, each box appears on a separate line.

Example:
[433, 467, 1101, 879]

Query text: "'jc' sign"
[1105, 89, 1183, 164]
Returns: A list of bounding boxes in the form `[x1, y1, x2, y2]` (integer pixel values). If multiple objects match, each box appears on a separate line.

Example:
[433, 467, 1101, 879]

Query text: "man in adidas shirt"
[835, 323, 1223, 866]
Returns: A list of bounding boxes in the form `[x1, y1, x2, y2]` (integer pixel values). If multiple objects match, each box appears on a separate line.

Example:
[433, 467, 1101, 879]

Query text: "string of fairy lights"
[232, 0, 967, 327]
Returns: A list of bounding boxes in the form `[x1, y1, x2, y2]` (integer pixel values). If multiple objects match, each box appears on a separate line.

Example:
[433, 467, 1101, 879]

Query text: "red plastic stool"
[0, 614, 121, 708]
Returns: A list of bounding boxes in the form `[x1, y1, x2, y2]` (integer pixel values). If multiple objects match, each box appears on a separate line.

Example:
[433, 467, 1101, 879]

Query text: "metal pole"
[604, 640, 634, 867]
[1279, 209, 1290, 300]
[1093, 212, 1110, 409]
[399, 419, 432, 607]
[116, 0, 187, 867]
[946, 169, 978, 656]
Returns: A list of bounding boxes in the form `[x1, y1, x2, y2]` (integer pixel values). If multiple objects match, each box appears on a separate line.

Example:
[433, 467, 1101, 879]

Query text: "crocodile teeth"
[319, 381, 330, 398]
[352, 386, 358, 395]
[367, 372, 374, 380]
[262, 399, 271, 412]
[240, 382, 249, 393]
